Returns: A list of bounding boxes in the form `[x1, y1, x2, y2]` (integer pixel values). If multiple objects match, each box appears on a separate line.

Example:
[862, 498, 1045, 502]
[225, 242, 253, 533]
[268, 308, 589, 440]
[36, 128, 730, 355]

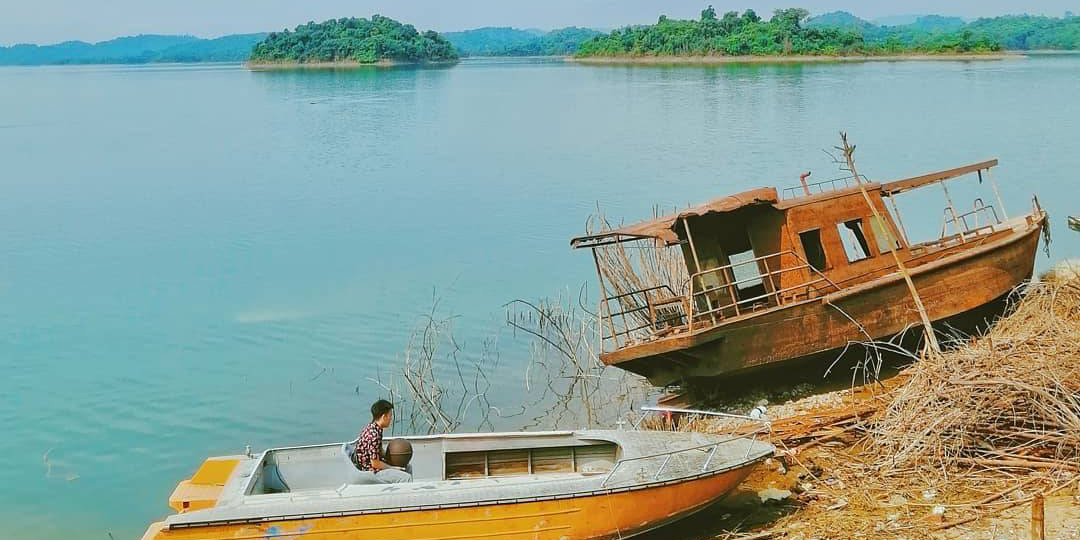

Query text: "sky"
[1, 1, 1077, 46]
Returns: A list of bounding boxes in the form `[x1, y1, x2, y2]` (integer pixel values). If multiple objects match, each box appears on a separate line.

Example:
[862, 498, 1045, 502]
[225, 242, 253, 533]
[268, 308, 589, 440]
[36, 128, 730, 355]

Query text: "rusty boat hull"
[598, 213, 1046, 387]
[142, 430, 773, 540]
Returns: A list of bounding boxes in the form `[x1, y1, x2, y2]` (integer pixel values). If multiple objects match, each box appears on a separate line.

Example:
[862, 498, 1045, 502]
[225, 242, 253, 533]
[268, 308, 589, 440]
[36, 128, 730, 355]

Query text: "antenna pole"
[838, 132, 940, 354]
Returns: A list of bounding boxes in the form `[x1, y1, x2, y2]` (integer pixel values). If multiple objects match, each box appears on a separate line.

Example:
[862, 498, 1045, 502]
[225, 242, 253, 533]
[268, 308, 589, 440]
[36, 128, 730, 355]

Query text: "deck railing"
[686, 250, 839, 331]
[599, 284, 687, 347]
[781, 174, 869, 199]
[941, 198, 1001, 239]
[600, 407, 771, 489]
[599, 251, 840, 350]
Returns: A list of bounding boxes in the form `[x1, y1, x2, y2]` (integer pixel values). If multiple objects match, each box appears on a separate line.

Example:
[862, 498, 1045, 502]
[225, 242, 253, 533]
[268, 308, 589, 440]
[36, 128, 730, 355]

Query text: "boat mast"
[838, 133, 941, 354]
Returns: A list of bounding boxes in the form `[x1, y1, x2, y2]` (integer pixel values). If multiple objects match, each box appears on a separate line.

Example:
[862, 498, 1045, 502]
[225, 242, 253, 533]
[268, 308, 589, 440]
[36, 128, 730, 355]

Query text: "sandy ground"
[704, 380, 1080, 539]
[938, 495, 1080, 540]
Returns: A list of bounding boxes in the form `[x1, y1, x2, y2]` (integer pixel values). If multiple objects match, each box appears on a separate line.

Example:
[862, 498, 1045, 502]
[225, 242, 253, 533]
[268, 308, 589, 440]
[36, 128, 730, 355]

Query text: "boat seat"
[260, 443, 376, 492]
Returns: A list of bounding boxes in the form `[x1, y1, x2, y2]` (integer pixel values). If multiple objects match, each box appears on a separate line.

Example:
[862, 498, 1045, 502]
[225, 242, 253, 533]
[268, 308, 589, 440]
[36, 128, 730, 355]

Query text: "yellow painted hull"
[144, 464, 755, 540]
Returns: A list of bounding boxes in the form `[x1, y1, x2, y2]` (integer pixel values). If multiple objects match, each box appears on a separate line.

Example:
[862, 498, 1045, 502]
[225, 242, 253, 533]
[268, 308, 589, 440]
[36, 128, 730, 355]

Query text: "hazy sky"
[2, 1, 1077, 46]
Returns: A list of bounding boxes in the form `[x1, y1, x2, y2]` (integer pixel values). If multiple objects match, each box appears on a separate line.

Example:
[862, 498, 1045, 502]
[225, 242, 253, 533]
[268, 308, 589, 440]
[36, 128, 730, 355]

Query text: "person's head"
[371, 399, 394, 428]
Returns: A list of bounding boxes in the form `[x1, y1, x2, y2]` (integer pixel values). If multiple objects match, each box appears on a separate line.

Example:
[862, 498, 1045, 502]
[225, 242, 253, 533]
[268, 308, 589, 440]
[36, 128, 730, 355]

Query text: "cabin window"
[728, 249, 763, 292]
[798, 229, 827, 272]
[837, 219, 872, 263]
[869, 216, 901, 253]
[444, 444, 616, 480]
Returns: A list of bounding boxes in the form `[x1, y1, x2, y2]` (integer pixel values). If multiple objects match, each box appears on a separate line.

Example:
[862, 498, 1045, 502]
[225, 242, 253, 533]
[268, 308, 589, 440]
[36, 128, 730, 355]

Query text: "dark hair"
[371, 399, 394, 421]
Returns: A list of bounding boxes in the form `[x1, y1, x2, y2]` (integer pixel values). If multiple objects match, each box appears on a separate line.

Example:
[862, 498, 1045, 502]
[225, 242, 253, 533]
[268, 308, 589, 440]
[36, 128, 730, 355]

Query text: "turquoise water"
[1, 56, 1078, 539]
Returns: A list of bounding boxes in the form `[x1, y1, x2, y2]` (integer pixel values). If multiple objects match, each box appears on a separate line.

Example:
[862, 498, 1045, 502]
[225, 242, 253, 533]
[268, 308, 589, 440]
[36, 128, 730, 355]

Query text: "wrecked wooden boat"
[572, 159, 1047, 386]
[141, 429, 773, 540]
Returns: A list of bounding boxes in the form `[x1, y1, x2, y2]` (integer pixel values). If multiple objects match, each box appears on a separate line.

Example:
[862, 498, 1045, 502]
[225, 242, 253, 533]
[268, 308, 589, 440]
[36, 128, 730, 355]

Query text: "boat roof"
[570, 187, 778, 248]
[881, 159, 997, 196]
[569, 160, 998, 249]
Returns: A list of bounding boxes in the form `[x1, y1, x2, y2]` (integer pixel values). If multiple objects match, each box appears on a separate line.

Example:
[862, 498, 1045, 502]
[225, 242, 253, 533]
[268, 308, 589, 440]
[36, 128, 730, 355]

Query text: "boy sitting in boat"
[350, 399, 411, 484]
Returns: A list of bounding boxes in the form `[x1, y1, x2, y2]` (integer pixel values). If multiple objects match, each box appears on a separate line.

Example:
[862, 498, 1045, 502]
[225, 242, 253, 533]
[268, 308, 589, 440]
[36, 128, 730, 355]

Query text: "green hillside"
[442, 27, 543, 56]
[444, 27, 602, 56]
[0, 34, 266, 65]
[810, 11, 1080, 50]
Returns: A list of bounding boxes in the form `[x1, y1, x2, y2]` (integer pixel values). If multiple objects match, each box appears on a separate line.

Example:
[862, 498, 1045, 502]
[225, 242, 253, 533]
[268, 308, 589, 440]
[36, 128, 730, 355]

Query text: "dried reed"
[587, 211, 689, 338]
[867, 274, 1080, 475]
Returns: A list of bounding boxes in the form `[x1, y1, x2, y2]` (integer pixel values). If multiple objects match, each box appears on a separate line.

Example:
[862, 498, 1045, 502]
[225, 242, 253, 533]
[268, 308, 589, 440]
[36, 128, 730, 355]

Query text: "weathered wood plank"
[881, 159, 998, 196]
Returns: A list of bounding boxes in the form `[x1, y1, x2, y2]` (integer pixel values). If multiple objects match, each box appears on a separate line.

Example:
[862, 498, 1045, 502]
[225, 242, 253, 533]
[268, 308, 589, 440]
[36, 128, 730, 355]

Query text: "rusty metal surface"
[880, 159, 998, 196]
[569, 187, 779, 248]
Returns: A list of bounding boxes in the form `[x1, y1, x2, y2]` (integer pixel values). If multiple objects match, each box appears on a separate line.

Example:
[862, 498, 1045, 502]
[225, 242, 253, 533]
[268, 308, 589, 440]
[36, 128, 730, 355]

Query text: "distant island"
[4, 10, 1080, 67]
[248, 16, 458, 67]
[0, 33, 266, 65]
[575, 7, 1001, 61]
[443, 27, 602, 57]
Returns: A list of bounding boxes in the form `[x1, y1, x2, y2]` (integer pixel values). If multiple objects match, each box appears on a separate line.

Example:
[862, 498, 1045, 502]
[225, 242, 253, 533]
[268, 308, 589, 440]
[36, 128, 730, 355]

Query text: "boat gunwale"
[168, 435, 773, 529]
[236, 430, 582, 499]
[599, 211, 1046, 366]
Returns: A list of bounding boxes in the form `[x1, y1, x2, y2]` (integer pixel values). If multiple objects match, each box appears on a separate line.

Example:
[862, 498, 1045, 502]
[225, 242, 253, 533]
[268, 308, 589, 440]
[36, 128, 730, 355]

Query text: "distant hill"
[905, 15, 966, 32]
[872, 15, 923, 27]
[0, 33, 266, 65]
[442, 27, 543, 56]
[444, 26, 602, 56]
[806, 11, 875, 31]
[810, 12, 1080, 50]
[966, 15, 1080, 49]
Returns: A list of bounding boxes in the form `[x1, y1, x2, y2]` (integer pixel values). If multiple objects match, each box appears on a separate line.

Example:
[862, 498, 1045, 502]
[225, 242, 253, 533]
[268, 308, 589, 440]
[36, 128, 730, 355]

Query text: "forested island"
[575, 7, 1000, 60]
[248, 16, 458, 66]
[443, 27, 602, 57]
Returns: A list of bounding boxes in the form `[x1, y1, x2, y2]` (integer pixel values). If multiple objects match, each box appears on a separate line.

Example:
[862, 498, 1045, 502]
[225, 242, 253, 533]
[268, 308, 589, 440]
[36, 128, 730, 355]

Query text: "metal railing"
[600, 284, 686, 346]
[686, 250, 840, 331]
[941, 198, 1001, 239]
[599, 251, 841, 349]
[781, 174, 868, 199]
[600, 407, 770, 488]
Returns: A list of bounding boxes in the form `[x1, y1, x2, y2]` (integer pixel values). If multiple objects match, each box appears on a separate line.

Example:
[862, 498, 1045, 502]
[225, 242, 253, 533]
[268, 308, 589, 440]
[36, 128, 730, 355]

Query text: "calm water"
[2, 56, 1078, 539]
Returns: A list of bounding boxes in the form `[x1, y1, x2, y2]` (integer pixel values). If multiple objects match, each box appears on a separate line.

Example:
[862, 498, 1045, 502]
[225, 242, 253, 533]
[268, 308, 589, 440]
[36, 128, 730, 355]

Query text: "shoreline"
[569, 52, 1019, 65]
[246, 59, 458, 70]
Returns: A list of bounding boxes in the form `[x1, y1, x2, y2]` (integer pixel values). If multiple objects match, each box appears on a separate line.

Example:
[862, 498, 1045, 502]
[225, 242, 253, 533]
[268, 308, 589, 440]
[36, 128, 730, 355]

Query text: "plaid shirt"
[353, 422, 383, 472]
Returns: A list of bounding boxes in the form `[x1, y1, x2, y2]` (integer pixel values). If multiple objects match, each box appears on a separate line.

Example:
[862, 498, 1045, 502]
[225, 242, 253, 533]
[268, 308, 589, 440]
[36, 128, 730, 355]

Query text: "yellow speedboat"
[142, 428, 772, 540]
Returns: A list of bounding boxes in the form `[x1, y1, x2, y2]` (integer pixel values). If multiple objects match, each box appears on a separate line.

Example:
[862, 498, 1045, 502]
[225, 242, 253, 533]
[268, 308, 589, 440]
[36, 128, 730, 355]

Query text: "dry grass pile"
[586, 214, 689, 338]
[685, 270, 1080, 538]
[867, 273, 1080, 475]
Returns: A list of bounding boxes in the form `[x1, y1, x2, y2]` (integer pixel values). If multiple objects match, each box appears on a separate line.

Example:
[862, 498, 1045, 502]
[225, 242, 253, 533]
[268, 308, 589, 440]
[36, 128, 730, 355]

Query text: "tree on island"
[250, 15, 458, 64]
[576, 7, 1000, 57]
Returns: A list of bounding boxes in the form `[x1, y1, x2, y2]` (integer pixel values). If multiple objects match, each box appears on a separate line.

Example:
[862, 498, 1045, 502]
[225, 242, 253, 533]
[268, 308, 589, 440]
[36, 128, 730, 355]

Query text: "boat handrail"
[597, 250, 841, 348]
[941, 198, 1001, 239]
[780, 173, 868, 199]
[637, 406, 769, 424]
[600, 414, 768, 492]
[685, 250, 841, 332]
